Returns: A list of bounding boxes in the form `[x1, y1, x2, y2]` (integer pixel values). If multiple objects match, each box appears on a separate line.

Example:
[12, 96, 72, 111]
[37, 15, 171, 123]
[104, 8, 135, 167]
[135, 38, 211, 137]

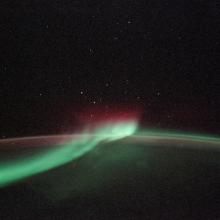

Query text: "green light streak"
[0, 122, 220, 189]
[135, 129, 220, 144]
[0, 121, 138, 187]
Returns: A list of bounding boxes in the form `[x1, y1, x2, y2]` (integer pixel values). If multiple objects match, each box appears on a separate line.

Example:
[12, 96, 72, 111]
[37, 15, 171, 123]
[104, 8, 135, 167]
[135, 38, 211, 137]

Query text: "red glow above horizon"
[77, 104, 142, 125]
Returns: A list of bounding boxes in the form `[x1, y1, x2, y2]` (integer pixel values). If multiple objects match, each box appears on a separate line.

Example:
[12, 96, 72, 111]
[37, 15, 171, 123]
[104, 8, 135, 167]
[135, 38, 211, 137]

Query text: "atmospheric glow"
[0, 121, 138, 187]
[0, 121, 220, 189]
[135, 129, 220, 144]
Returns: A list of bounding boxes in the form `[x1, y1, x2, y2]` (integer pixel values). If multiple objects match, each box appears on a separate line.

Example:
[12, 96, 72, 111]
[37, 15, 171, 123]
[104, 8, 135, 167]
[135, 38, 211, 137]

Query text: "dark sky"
[0, 0, 219, 137]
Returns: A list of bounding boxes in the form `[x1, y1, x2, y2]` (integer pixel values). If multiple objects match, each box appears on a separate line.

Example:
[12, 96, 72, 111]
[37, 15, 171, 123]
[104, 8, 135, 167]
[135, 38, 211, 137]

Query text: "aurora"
[0, 121, 219, 188]
[0, 121, 138, 187]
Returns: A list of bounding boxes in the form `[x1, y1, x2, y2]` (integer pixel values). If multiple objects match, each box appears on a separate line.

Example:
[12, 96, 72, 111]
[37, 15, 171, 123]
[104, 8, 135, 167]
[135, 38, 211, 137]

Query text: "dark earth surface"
[0, 136, 220, 220]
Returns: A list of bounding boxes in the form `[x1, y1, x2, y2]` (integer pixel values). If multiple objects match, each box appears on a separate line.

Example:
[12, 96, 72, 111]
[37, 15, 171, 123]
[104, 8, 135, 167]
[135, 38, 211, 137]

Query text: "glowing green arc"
[0, 122, 220, 188]
[0, 122, 138, 187]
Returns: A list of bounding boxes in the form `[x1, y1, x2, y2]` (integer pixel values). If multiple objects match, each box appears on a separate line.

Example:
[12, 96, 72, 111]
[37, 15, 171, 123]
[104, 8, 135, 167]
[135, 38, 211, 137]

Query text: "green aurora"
[0, 121, 220, 188]
[0, 121, 138, 187]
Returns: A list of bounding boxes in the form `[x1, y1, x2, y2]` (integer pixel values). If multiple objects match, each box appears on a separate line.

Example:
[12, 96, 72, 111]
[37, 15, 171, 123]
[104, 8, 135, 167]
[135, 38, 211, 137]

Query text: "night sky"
[0, 0, 219, 137]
